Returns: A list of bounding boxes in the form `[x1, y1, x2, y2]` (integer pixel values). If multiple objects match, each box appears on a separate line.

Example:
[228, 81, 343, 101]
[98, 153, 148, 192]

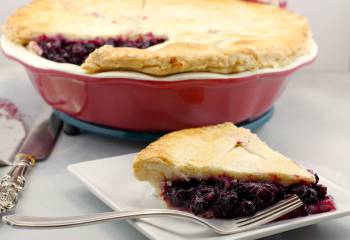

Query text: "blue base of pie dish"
[54, 108, 274, 142]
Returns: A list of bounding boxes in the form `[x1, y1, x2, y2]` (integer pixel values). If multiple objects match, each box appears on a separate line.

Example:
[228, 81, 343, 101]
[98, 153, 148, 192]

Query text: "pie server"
[0, 106, 62, 213]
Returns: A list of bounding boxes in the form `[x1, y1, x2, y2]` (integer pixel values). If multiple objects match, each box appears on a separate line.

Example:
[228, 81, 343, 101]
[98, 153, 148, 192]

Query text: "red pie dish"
[1, 36, 317, 131]
[1, 0, 317, 131]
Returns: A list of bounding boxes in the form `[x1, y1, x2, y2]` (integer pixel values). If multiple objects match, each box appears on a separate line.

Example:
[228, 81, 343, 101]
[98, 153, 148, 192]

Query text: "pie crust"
[133, 123, 315, 193]
[2, 0, 313, 76]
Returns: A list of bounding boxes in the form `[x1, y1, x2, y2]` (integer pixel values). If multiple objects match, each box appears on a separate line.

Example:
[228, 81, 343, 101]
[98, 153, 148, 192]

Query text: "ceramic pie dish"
[1, 0, 317, 131]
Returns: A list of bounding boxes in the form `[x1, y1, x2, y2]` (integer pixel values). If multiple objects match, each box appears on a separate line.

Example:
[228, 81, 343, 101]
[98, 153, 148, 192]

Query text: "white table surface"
[0, 65, 349, 240]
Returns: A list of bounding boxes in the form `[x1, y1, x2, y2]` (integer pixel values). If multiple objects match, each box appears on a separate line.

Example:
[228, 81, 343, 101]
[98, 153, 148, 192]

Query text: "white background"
[0, 2, 349, 240]
[0, 0, 350, 72]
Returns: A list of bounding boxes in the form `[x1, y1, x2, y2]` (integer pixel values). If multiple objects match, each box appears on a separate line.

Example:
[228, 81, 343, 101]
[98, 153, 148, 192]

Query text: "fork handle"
[2, 209, 208, 229]
[0, 154, 35, 213]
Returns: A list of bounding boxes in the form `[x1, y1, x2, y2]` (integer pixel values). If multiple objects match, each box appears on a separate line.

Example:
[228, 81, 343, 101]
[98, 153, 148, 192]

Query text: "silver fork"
[2, 195, 302, 235]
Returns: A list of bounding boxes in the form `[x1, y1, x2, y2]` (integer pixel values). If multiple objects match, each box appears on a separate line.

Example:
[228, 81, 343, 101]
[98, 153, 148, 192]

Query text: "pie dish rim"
[1, 35, 318, 82]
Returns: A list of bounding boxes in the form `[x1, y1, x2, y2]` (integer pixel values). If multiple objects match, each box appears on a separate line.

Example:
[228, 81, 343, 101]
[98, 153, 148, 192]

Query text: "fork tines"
[236, 195, 303, 228]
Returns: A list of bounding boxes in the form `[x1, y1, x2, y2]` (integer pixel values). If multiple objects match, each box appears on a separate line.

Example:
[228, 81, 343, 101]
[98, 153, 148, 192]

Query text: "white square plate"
[68, 153, 350, 240]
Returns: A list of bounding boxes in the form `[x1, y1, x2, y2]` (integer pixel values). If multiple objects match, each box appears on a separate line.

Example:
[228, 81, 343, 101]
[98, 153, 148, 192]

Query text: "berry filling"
[161, 174, 335, 219]
[0, 98, 22, 121]
[29, 33, 167, 65]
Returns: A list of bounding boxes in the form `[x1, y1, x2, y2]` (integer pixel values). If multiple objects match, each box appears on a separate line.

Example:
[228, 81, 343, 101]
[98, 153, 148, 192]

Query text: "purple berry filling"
[32, 33, 167, 65]
[162, 174, 335, 219]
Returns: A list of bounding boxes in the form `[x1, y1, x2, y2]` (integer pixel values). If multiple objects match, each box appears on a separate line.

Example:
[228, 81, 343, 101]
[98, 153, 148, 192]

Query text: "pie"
[3, 0, 313, 76]
[133, 123, 335, 219]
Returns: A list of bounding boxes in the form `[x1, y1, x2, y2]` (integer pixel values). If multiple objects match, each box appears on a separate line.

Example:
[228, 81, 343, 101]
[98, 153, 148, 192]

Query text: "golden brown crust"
[2, 0, 145, 44]
[3, 0, 312, 76]
[133, 123, 315, 193]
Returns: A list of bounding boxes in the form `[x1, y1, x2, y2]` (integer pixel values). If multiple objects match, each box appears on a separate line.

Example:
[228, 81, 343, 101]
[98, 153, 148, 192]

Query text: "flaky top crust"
[3, 0, 312, 76]
[133, 123, 315, 193]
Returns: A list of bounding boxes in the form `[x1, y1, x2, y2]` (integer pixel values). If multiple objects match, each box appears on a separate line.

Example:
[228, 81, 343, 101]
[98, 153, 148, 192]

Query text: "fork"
[2, 195, 302, 235]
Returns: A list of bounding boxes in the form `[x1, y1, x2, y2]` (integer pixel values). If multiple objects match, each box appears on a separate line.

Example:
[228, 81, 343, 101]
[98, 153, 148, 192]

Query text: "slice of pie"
[3, 0, 313, 76]
[133, 123, 335, 219]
